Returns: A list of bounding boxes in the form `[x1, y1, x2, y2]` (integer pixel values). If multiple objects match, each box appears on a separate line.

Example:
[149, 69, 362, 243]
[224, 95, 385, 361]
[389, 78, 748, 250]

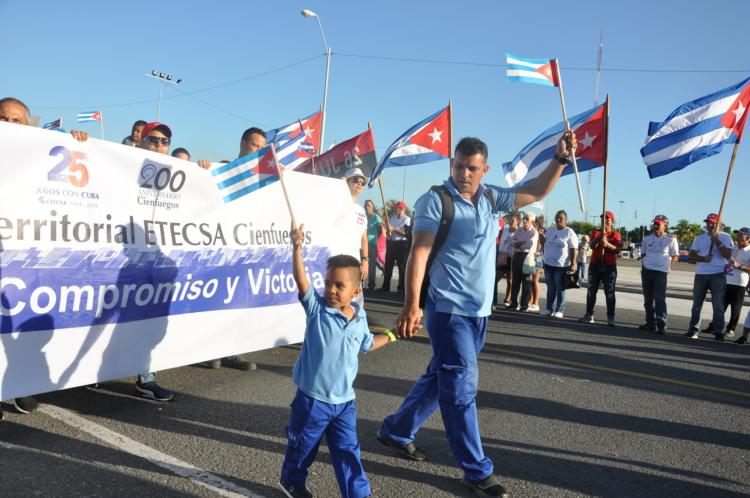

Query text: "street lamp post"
[146, 70, 182, 122]
[301, 9, 330, 152]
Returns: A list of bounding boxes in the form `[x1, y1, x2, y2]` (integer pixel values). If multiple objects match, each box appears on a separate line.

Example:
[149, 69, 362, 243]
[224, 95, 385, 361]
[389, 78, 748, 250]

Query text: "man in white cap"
[686, 213, 734, 341]
[344, 167, 369, 297]
[639, 215, 679, 334]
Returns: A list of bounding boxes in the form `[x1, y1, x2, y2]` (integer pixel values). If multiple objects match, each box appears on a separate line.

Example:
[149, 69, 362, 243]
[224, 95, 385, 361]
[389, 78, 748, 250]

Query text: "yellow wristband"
[385, 329, 397, 343]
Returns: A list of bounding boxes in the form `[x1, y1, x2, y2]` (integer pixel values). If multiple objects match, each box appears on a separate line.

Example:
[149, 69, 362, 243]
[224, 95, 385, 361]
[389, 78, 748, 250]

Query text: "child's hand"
[291, 221, 305, 249]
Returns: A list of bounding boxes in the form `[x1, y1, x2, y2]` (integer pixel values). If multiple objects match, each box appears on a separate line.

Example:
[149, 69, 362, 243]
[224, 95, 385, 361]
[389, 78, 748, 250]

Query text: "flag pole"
[714, 140, 741, 236]
[448, 100, 453, 174]
[271, 144, 297, 226]
[602, 95, 610, 235]
[553, 59, 585, 213]
[99, 113, 105, 140]
[371, 121, 392, 234]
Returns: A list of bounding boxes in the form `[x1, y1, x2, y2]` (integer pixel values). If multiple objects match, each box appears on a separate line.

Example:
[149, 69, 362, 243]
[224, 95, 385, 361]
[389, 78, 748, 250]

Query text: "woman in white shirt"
[542, 210, 578, 317]
[508, 213, 538, 311]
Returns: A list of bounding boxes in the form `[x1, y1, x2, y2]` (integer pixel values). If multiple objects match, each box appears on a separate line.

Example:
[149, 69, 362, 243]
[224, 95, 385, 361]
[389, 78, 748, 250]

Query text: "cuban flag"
[641, 77, 750, 179]
[43, 118, 63, 130]
[506, 54, 559, 87]
[77, 111, 102, 123]
[368, 106, 451, 187]
[210, 146, 279, 203]
[503, 103, 606, 187]
[266, 111, 321, 154]
[274, 126, 311, 170]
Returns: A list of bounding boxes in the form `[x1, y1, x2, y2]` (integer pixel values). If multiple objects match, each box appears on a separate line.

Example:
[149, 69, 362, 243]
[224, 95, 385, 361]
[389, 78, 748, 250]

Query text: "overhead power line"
[334, 52, 750, 73]
[31, 55, 324, 110]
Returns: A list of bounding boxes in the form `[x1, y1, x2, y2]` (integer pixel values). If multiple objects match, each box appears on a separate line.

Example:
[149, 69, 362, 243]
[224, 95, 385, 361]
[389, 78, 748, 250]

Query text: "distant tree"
[672, 219, 694, 244]
[569, 221, 594, 236]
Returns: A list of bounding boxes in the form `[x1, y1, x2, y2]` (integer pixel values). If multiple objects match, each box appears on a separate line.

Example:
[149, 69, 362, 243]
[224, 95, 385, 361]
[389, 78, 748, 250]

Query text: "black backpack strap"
[482, 188, 496, 211]
[419, 185, 455, 309]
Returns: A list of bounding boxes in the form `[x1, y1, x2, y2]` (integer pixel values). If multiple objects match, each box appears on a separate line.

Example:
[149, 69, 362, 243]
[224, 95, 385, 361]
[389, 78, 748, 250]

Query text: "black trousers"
[510, 251, 531, 309]
[382, 239, 408, 291]
[707, 283, 746, 332]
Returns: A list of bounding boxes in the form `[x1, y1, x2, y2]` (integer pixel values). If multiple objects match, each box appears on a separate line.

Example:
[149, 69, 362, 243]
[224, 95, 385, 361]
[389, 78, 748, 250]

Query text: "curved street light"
[301, 9, 331, 152]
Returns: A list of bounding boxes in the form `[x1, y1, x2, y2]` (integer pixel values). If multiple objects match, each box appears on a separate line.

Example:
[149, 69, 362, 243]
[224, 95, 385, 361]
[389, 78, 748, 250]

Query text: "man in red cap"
[639, 215, 680, 334]
[380, 200, 411, 293]
[580, 211, 622, 326]
[686, 214, 735, 341]
[138, 122, 172, 154]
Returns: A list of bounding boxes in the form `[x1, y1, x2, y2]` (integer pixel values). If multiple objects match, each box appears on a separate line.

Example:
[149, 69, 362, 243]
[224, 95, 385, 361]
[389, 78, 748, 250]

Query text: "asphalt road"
[1, 284, 749, 497]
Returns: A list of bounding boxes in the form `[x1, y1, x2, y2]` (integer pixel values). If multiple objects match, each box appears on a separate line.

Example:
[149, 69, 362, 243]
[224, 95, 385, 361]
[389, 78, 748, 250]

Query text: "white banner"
[0, 122, 361, 400]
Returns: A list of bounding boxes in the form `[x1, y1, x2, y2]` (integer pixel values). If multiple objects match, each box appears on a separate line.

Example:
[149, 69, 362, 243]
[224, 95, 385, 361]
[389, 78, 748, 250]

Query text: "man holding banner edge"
[377, 131, 576, 498]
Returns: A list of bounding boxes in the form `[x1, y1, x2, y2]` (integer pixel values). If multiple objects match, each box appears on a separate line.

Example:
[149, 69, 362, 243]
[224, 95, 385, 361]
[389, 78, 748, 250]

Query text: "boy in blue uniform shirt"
[279, 222, 396, 498]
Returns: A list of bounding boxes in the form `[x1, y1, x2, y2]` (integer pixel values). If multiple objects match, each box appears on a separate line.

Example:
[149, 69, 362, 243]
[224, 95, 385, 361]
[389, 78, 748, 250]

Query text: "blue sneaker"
[135, 380, 174, 401]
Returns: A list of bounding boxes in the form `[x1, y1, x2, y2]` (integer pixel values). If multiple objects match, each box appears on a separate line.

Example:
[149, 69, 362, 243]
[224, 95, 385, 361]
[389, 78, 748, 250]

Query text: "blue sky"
[2, 0, 748, 230]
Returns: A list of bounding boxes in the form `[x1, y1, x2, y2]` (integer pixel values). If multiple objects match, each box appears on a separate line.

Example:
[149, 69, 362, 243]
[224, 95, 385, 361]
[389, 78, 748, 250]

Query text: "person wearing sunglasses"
[138, 122, 172, 153]
[639, 215, 679, 335]
[343, 167, 370, 305]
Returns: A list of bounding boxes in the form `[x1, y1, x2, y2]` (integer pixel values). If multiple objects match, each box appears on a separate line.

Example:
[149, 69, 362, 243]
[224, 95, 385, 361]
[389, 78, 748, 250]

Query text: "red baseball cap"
[600, 211, 615, 221]
[704, 213, 719, 223]
[652, 214, 669, 225]
[396, 201, 407, 209]
[140, 122, 172, 140]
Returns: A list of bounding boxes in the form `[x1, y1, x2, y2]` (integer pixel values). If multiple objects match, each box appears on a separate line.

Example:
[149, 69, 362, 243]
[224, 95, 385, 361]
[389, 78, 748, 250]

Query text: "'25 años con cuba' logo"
[47, 145, 89, 188]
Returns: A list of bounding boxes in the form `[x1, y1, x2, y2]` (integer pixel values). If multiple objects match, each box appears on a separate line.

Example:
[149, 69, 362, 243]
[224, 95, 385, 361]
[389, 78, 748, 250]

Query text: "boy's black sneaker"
[277, 481, 313, 498]
[13, 396, 38, 414]
[463, 475, 510, 497]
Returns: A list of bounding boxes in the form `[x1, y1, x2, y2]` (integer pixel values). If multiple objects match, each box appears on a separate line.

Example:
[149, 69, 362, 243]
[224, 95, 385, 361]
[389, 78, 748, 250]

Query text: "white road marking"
[39, 404, 266, 498]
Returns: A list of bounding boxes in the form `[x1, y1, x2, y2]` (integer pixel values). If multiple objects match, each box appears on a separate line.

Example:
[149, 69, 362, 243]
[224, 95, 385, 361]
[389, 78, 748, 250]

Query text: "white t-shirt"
[543, 226, 578, 267]
[691, 231, 735, 275]
[389, 214, 411, 242]
[342, 201, 367, 259]
[726, 245, 750, 287]
[641, 233, 679, 273]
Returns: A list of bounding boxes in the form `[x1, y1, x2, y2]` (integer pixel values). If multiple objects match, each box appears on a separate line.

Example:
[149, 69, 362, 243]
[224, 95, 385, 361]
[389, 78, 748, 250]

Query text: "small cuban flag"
[210, 146, 279, 203]
[77, 111, 102, 123]
[506, 54, 559, 87]
[42, 118, 63, 130]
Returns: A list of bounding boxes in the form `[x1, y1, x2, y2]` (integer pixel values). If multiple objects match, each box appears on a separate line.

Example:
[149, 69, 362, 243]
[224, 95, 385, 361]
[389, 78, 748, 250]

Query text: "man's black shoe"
[638, 323, 655, 331]
[714, 334, 725, 342]
[277, 481, 313, 498]
[463, 474, 510, 498]
[700, 325, 714, 334]
[735, 336, 747, 345]
[376, 434, 426, 461]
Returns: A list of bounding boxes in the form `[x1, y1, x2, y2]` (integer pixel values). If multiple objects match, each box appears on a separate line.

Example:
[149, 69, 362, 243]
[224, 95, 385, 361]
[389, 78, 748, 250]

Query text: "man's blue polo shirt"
[413, 179, 515, 317]
[292, 287, 374, 404]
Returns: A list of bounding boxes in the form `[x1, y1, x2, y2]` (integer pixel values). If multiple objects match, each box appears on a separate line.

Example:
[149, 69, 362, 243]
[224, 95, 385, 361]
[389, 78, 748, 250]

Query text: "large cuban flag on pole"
[367, 105, 451, 187]
[641, 76, 750, 179]
[504, 103, 607, 187]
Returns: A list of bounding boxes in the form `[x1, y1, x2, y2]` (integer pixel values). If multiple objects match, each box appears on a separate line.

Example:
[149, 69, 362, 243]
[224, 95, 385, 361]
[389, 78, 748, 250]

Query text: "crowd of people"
[490, 203, 750, 344]
[3, 94, 748, 498]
